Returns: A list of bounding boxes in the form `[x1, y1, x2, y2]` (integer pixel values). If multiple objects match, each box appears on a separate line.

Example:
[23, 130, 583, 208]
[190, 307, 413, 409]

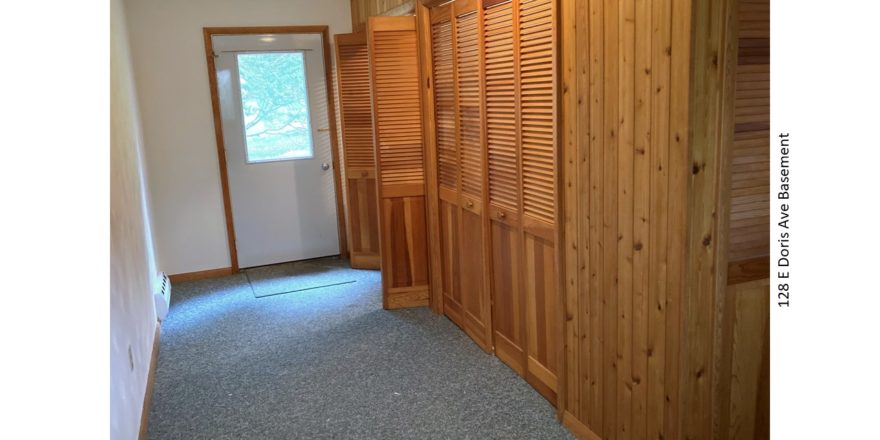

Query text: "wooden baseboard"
[350, 253, 380, 270]
[138, 322, 161, 440]
[168, 267, 233, 283]
[561, 411, 602, 440]
[384, 286, 430, 309]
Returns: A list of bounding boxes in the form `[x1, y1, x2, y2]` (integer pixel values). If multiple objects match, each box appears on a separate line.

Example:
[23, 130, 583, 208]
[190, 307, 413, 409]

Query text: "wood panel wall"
[351, 0, 416, 32]
[559, 0, 761, 438]
[729, 0, 769, 270]
[336, 32, 382, 269]
[367, 16, 431, 309]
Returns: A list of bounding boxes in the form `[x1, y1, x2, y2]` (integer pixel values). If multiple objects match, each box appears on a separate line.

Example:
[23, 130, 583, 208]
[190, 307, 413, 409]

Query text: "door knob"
[321, 162, 330, 171]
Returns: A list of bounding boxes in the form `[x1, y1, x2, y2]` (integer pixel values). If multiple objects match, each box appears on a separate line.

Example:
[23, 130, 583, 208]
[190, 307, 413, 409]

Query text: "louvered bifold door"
[335, 32, 380, 270]
[367, 16, 431, 309]
[483, 0, 527, 377]
[454, 0, 493, 352]
[429, 0, 494, 352]
[430, 5, 464, 332]
[518, 0, 558, 403]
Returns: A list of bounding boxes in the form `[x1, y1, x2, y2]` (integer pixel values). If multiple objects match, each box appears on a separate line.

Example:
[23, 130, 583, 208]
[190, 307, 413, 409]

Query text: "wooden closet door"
[518, 0, 558, 403]
[454, 0, 493, 351]
[335, 32, 380, 269]
[483, 0, 526, 375]
[367, 16, 431, 309]
[429, 1, 493, 352]
[430, 5, 463, 325]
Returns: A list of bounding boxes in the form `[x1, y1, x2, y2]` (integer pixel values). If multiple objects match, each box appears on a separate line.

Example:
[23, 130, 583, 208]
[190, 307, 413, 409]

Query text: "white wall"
[125, 0, 353, 275]
[110, 0, 160, 437]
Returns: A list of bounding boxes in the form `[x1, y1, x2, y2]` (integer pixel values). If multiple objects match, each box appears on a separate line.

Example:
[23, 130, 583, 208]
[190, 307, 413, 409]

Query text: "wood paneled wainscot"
[367, 16, 432, 309]
[558, 0, 767, 438]
[335, 32, 381, 269]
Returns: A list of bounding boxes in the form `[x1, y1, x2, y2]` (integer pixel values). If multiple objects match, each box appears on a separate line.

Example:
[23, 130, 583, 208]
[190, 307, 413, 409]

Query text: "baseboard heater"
[154, 272, 171, 321]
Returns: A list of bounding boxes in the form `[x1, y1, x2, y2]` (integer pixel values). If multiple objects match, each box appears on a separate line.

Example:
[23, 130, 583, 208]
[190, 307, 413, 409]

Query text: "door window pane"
[237, 52, 314, 162]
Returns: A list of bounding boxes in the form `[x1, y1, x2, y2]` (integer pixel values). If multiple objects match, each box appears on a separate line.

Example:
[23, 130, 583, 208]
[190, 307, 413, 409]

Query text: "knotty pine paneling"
[336, 32, 381, 269]
[560, 0, 749, 438]
[350, 0, 415, 33]
[368, 16, 431, 309]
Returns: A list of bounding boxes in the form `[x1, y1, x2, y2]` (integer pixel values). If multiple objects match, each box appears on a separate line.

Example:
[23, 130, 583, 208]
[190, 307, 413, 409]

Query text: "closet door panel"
[336, 32, 380, 269]
[524, 233, 558, 402]
[518, 0, 558, 400]
[368, 16, 430, 309]
[485, 1, 518, 217]
[454, 0, 493, 351]
[491, 219, 525, 375]
[430, 6, 464, 325]
[484, 0, 525, 373]
[439, 197, 463, 323]
[381, 196, 430, 308]
[346, 175, 380, 268]
[432, 8, 458, 193]
[459, 207, 491, 349]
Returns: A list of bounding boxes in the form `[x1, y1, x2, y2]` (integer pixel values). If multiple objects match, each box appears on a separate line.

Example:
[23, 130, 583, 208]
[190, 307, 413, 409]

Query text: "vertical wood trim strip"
[575, 0, 592, 426]
[203, 29, 240, 273]
[322, 27, 349, 260]
[560, 0, 579, 421]
[417, 2, 445, 314]
[631, 0, 652, 437]
[587, 0, 605, 431]
[602, 0, 620, 436]
[477, 1, 497, 350]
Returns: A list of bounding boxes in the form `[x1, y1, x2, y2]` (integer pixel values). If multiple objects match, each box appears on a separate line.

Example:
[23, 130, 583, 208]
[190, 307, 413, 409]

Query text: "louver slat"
[519, 0, 555, 225]
[373, 30, 425, 185]
[485, 1, 518, 212]
[432, 18, 457, 191]
[456, 10, 482, 198]
[338, 40, 375, 169]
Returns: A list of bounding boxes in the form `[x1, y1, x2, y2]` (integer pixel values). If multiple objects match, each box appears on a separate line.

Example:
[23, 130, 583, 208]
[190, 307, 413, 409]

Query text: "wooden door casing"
[367, 16, 431, 309]
[335, 32, 381, 269]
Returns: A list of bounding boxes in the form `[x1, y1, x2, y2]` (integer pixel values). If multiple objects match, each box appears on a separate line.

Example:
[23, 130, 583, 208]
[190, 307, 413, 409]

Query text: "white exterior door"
[214, 33, 340, 268]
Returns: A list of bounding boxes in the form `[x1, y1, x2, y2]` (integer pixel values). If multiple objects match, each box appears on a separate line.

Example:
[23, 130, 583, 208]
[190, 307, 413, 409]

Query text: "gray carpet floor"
[147, 257, 574, 439]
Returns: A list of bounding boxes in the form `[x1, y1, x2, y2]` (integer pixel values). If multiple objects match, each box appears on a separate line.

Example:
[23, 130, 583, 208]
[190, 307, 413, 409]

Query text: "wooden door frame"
[203, 25, 347, 273]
